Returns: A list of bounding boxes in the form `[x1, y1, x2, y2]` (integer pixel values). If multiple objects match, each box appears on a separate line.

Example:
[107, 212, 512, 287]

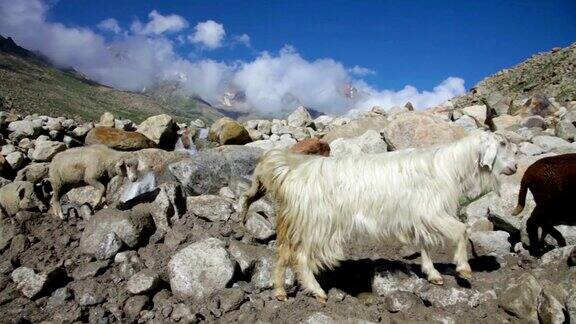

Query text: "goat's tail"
[512, 178, 529, 216]
[239, 149, 294, 222]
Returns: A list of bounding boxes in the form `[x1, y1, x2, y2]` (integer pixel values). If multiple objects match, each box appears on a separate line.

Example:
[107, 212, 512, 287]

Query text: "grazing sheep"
[512, 153, 576, 255]
[0, 181, 47, 217]
[48, 144, 140, 219]
[240, 131, 517, 302]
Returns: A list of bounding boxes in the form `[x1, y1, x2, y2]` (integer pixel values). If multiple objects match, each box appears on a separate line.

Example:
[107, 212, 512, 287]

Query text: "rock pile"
[1, 96, 576, 322]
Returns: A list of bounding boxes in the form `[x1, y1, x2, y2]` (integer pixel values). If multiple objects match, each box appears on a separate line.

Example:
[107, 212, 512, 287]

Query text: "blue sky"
[49, 0, 576, 90]
[1, 0, 575, 114]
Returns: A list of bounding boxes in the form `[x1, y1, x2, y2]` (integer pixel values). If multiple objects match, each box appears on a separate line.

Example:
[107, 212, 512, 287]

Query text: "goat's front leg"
[421, 248, 443, 285]
[86, 178, 106, 208]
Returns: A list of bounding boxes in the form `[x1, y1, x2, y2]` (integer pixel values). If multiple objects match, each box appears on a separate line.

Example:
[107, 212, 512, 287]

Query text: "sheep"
[239, 131, 517, 303]
[0, 181, 47, 217]
[512, 153, 576, 255]
[48, 144, 140, 219]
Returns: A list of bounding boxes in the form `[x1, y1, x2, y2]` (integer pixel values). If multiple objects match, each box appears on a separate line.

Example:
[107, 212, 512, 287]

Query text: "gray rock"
[228, 240, 266, 274]
[540, 245, 575, 267]
[245, 212, 275, 241]
[169, 146, 263, 195]
[492, 114, 521, 131]
[469, 231, 511, 257]
[71, 260, 110, 280]
[257, 120, 272, 135]
[418, 286, 496, 308]
[79, 206, 154, 259]
[555, 118, 576, 142]
[252, 253, 295, 290]
[137, 114, 176, 148]
[30, 140, 66, 161]
[72, 279, 105, 306]
[521, 115, 546, 129]
[498, 273, 541, 323]
[5, 151, 25, 169]
[124, 295, 150, 319]
[323, 116, 388, 143]
[532, 135, 572, 153]
[63, 185, 102, 209]
[8, 120, 41, 140]
[384, 291, 420, 313]
[47, 287, 71, 308]
[538, 290, 565, 324]
[11, 266, 58, 298]
[519, 142, 544, 156]
[329, 130, 388, 156]
[127, 269, 161, 294]
[168, 238, 235, 300]
[372, 267, 427, 297]
[454, 114, 479, 132]
[1, 144, 16, 156]
[462, 105, 487, 124]
[287, 106, 313, 127]
[218, 287, 246, 312]
[187, 195, 233, 222]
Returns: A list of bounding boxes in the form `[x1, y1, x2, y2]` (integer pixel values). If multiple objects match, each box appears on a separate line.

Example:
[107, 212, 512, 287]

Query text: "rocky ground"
[1, 94, 576, 323]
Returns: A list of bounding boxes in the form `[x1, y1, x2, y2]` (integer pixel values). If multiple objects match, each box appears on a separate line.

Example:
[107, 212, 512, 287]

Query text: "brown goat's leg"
[544, 224, 566, 247]
[526, 211, 542, 256]
[295, 251, 326, 303]
[273, 243, 291, 301]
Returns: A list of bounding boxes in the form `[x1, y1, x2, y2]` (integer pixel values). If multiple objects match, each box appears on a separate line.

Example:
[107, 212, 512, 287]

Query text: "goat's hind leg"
[273, 242, 291, 301]
[239, 176, 265, 223]
[295, 251, 326, 303]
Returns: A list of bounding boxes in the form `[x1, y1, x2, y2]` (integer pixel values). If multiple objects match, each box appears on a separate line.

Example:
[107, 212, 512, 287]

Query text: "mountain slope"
[0, 35, 224, 123]
[454, 43, 576, 107]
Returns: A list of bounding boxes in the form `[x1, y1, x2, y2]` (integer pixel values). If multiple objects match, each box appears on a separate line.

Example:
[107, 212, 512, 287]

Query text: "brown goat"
[512, 153, 576, 255]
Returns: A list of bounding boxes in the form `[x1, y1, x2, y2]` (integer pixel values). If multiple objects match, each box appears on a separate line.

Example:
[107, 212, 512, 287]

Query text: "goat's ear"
[115, 161, 126, 176]
[18, 187, 26, 200]
[480, 135, 498, 170]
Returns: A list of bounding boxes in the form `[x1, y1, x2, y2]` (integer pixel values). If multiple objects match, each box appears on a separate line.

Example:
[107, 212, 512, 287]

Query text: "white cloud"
[131, 10, 188, 35]
[349, 65, 376, 76]
[189, 20, 225, 49]
[0, 0, 466, 117]
[97, 18, 121, 34]
[233, 33, 251, 47]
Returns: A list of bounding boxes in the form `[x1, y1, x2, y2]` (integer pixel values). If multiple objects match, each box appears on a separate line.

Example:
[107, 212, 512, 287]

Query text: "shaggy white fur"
[240, 130, 517, 302]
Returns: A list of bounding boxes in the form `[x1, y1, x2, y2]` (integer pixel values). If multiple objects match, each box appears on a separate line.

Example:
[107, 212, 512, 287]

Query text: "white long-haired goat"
[239, 131, 517, 303]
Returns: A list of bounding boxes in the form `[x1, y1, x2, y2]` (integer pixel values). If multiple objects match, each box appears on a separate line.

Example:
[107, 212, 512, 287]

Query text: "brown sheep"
[512, 153, 576, 255]
[49, 144, 140, 219]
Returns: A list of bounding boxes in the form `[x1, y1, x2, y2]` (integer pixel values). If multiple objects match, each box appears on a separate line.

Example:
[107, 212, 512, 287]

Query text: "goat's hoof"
[458, 269, 473, 280]
[429, 276, 444, 285]
[274, 291, 288, 301]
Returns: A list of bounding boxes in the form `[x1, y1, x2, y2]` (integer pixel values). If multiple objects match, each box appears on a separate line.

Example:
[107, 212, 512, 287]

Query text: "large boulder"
[85, 127, 157, 151]
[186, 195, 233, 222]
[330, 130, 388, 156]
[136, 114, 177, 149]
[30, 140, 67, 162]
[287, 106, 313, 127]
[8, 120, 41, 140]
[322, 116, 388, 143]
[383, 112, 466, 149]
[512, 95, 558, 118]
[79, 206, 155, 259]
[209, 117, 251, 145]
[498, 273, 542, 323]
[168, 238, 235, 300]
[169, 146, 263, 195]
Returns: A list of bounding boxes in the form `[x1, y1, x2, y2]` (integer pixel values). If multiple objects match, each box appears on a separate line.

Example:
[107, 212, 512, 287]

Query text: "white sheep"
[48, 144, 140, 219]
[240, 131, 517, 303]
[0, 181, 47, 217]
